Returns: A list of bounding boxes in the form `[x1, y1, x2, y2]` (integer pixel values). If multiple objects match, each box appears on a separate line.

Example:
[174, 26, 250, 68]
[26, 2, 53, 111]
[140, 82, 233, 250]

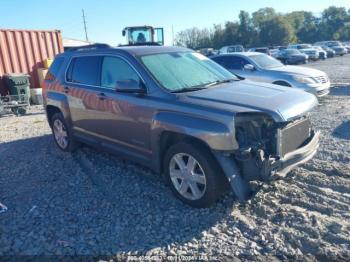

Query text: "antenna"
[82, 9, 89, 42]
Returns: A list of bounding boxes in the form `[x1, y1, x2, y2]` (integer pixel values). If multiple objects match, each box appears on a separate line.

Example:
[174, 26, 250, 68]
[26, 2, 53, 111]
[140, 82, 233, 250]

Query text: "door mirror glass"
[244, 64, 255, 71]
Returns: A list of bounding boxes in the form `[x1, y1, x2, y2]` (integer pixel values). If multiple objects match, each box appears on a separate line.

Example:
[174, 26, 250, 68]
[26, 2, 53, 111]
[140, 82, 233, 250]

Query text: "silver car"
[211, 52, 330, 97]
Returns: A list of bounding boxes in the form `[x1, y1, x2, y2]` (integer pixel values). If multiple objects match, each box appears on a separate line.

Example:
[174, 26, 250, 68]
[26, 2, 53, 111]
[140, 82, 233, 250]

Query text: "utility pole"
[172, 25, 174, 46]
[82, 9, 89, 42]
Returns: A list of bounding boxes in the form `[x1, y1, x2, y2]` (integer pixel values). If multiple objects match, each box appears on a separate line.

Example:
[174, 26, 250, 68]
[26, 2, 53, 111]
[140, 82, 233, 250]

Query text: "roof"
[212, 52, 264, 58]
[62, 45, 190, 56]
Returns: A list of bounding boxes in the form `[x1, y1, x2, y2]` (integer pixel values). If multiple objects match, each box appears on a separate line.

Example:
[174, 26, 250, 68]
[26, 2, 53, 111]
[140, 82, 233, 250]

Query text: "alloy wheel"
[169, 153, 207, 200]
[53, 119, 68, 149]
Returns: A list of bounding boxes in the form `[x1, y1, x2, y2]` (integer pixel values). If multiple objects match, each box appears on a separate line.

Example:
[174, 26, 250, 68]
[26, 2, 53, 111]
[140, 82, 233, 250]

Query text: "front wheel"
[164, 142, 227, 208]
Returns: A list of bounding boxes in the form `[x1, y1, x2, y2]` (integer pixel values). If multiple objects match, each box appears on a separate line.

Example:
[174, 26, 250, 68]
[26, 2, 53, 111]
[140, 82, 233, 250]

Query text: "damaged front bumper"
[267, 130, 320, 179]
[214, 130, 320, 201]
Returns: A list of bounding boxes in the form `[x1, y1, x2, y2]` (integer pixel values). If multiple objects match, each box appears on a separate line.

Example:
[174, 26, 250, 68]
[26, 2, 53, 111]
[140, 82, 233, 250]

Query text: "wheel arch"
[46, 105, 62, 127]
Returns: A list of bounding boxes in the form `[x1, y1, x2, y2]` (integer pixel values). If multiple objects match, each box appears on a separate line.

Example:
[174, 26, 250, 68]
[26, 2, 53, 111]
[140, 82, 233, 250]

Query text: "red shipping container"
[0, 29, 64, 95]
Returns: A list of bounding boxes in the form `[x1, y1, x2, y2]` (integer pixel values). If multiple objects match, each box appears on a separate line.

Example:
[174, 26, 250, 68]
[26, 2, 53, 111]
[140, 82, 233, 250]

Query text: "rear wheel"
[164, 142, 226, 208]
[51, 113, 78, 152]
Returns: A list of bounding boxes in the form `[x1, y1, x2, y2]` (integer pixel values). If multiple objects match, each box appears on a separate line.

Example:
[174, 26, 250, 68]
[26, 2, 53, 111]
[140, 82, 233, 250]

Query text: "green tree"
[222, 21, 240, 46]
[259, 16, 296, 45]
[237, 10, 257, 46]
[252, 7, 277, 27]
[321, 6, 349, 39]
[297, 13, 322, 43]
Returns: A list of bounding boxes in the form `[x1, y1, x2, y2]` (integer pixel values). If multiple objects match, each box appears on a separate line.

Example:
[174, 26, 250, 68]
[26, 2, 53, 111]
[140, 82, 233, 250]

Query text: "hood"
[181, 80, 318, 122]
[332, 46, 345, 50]
[268, 65, 325, 77]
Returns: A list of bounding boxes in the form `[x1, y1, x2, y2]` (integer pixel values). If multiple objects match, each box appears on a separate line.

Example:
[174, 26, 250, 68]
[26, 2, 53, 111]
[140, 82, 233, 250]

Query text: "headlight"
[293, 75, 316, 84]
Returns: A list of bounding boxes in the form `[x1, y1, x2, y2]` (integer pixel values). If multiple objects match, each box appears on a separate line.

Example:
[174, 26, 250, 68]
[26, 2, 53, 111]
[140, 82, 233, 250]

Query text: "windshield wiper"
[204, 78, 237, 87]
[171, 86, 208, 93]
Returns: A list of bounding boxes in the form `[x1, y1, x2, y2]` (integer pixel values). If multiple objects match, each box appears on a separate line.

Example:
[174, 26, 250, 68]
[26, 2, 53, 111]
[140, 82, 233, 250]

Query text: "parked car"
[211, 52, 330, 97]
[218, 45, 244, 54]
[44, 45, 320, 207]
[248, 47, 271, 55]
[319, 46, 336, 58]
[342, 42, 350, 53]
[199, 48, 217, 57]
[276, 49, 308, 65]
[312, 46, 327, 60]
[288, 44, 319, 60]
[315, 41, 347, 56]
[269, 49, 280, 58]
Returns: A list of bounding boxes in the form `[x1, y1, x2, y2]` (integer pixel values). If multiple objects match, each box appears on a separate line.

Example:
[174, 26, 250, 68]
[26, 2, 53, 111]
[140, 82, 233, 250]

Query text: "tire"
[51, 112, 78, 152]
[163, 141, 227, 208]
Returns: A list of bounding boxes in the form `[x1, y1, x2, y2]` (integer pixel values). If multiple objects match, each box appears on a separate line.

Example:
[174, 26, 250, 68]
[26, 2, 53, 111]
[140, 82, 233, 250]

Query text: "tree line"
[175, 6, 350, 50]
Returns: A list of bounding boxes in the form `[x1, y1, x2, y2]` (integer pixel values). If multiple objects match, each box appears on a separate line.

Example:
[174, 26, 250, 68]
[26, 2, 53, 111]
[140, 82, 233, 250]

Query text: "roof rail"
[118, 42, 161, 47]
[67, 43, 111, 52]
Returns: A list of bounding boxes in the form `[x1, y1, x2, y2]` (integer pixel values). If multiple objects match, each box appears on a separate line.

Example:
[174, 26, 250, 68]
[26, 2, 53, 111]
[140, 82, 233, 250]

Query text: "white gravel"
[0, 56, 349, 261]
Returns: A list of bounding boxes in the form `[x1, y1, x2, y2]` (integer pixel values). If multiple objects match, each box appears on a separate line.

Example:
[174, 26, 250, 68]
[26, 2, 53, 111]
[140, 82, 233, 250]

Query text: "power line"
[82, 9, 89, 42]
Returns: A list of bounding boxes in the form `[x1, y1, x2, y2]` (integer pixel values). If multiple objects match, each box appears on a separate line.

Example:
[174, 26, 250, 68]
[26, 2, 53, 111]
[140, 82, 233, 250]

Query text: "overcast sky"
[1, 0, 350, 45]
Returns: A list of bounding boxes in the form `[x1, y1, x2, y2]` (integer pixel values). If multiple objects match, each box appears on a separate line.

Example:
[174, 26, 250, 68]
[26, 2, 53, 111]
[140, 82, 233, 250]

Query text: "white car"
[218, 45, 244, 54]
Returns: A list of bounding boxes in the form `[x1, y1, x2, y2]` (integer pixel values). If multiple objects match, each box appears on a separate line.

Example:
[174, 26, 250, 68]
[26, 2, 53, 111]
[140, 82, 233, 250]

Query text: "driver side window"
[101, 56, 141, 89]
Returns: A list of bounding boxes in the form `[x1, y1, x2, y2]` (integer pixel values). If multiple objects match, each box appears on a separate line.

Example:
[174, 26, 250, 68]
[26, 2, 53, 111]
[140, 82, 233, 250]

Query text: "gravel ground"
[0, 55, 350, 261]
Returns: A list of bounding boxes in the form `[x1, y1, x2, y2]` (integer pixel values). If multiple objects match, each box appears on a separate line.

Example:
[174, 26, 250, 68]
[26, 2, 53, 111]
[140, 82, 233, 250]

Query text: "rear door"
[64, 55, 103, 132]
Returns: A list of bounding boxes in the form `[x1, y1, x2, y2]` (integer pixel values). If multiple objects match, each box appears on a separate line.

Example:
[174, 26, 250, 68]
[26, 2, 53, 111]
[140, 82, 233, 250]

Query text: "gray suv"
[44, 45, 320, 207]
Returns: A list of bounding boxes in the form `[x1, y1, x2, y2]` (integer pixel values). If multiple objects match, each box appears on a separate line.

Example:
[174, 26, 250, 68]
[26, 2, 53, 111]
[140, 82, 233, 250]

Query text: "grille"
[317, 88, 330, 96]
[315, 75, 328, 84]
[277, 118, 311, 157]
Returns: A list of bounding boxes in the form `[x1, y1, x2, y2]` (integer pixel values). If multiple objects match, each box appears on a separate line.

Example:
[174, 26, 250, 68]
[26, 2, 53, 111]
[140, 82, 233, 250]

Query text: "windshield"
[140, 52, 237, 91]
[249, 54, 283, 69]
[299, 44, 312, 49]
[128, 28, 152, 44]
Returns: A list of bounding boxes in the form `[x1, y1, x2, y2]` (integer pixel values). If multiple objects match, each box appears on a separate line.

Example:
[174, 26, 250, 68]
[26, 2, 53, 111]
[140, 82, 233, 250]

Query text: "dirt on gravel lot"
[0, 55, 349, 261]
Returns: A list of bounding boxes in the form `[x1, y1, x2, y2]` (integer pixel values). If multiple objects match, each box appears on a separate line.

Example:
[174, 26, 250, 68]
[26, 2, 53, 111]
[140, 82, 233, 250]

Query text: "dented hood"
[182, 80, 318, 122]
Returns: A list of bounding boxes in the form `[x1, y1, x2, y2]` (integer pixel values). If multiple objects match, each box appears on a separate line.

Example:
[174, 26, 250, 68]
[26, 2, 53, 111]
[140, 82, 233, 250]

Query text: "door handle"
[63, 86, 70, 93]
[97, 92, 107, 100]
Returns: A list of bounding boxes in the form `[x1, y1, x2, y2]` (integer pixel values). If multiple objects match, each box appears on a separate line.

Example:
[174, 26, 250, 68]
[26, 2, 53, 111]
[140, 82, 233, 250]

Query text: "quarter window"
[101, 56, 141, 89]
[46, 57, 64, 80]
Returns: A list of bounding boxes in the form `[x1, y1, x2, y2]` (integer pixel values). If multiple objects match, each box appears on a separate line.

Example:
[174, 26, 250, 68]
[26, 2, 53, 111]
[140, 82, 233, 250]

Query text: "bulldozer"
[122, 26, 164, 46]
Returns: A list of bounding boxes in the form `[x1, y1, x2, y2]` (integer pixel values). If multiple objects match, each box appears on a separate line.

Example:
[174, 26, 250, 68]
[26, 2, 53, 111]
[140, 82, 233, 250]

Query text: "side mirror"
[244, 64, 255, 71]
[122, 30, 126, 37]
[115, 79, 146, 94]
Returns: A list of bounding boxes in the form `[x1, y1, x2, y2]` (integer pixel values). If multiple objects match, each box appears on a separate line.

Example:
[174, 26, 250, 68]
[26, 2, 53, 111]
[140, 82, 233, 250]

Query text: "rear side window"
[46, 57, 64, 81]
[67, 56, 101, 86]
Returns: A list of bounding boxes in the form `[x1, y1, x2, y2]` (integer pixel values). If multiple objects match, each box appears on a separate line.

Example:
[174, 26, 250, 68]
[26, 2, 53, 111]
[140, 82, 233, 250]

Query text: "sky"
[1, 0, 350, 46]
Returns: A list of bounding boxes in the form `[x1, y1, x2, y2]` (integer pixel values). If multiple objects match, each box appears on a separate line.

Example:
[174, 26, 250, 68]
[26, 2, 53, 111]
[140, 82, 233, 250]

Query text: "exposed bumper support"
[213, 153, 251, 202]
